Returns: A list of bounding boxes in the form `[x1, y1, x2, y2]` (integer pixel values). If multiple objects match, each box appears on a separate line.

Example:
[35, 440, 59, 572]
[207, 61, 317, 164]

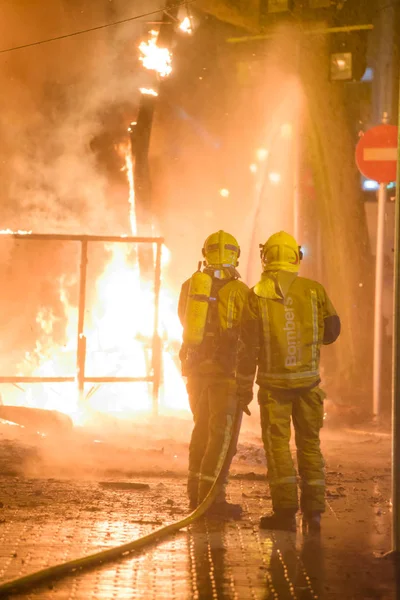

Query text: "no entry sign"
[355, 124, 398, 183]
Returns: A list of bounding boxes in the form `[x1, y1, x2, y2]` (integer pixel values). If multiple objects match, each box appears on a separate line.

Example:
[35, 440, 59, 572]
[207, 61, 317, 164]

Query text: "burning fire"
[121, 141, 137, 235]
[2, 155, 189, 425]
[139, 88, 159, 97]
[179, 16, 192, 34]
[0, 229, 32, 235]
[13, 240, 188, 424]
[0, 25, 190, 427]
[138, 30, 172, 78]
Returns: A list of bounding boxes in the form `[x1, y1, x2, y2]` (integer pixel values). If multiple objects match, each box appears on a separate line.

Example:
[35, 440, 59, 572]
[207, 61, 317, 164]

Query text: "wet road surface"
[0, 426, 396, 599]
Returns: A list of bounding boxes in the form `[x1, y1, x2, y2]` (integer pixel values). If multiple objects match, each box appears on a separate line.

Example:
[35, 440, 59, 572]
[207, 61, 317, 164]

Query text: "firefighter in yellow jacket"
[237, 231, 340, 531]
[178, 230, 249, 518]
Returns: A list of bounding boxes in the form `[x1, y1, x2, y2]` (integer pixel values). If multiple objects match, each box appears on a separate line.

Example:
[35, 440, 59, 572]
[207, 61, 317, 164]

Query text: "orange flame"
[121, 142, 137, 235]
[139, 88, 159, 97]
[0, 229, 32, 235]
[6, 142, 188, 423]
[179, 17, 192, 34]
[138, 30, 172, 78]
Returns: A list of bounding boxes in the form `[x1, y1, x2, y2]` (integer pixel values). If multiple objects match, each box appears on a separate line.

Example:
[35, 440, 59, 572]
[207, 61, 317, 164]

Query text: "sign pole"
[373, 180, 386, 418]
[355, 121, 398, 419]
[293, 38, 301, 241]
[391, 80, 400, 553]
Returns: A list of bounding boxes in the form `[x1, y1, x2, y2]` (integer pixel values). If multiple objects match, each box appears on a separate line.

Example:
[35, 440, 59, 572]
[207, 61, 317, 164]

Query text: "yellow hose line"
[0, 408, 242, 597]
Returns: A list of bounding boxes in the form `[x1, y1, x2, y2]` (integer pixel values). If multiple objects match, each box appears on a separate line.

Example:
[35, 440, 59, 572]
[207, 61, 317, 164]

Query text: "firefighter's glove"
[237, 386, 253, 416]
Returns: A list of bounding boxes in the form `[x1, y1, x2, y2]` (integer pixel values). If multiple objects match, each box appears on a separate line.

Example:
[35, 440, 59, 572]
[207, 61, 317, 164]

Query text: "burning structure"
[0, 5, 190, 427]
[0, 0, 382, 433]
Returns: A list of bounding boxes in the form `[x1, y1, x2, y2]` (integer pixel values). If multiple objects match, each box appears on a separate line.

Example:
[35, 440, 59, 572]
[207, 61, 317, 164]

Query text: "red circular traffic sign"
[355, 124, 398, 183]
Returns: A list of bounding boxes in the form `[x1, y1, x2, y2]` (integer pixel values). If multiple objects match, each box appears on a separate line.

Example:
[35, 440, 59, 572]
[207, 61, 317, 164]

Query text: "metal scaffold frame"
[0, 233, 164, 416]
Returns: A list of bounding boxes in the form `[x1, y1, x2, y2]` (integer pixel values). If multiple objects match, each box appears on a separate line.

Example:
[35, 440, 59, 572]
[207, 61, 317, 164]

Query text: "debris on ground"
[98, 481, 150, 490]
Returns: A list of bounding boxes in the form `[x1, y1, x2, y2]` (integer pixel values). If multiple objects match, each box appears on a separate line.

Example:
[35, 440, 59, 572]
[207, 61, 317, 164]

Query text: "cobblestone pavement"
[0, 427, 397, 599]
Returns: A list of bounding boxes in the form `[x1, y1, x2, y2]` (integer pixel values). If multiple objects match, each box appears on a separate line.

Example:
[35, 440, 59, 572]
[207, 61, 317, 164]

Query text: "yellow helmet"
[202, 230, 240, 268]
[260, 231, 302, 273]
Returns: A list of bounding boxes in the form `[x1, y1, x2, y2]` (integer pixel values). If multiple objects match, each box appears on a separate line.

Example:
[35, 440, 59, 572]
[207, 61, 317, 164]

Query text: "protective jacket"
[237, 271, 340, 396]
[179, 273, 249, 377]
[237, 269, 340, 514]
[179, 263, 249, 508]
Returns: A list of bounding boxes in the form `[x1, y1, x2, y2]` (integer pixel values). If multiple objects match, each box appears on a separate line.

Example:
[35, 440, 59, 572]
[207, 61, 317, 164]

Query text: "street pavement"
[0, 424, 396, 599]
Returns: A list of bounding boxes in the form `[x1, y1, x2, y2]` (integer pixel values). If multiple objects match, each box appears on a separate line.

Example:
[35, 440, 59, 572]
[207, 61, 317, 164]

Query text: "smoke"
[0, 0, 163, 233]
[0, 0, 167, 382]
[153, 19, 304, 288]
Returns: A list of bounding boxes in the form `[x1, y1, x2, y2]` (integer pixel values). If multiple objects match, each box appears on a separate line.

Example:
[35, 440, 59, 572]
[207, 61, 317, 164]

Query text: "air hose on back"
[0, 405, 243, 597]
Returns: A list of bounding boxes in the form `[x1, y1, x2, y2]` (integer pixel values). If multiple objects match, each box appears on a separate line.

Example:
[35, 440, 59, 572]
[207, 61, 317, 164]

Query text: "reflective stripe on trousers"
[187, 376, 240, 504]
[259, 386, 326, 513]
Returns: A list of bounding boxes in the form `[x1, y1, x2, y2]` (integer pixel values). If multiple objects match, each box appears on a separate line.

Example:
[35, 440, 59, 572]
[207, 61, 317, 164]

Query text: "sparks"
[139, 30, 172, 78]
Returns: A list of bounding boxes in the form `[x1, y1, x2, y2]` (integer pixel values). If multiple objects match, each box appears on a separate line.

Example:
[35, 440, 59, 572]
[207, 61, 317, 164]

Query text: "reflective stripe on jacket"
[237, 275, 339, 391]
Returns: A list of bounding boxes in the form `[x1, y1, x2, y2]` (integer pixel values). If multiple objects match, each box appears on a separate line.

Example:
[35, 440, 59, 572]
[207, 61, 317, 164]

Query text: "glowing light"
[268, 172, 281, 184]
[139, 30, 172, 78]
[250, 163, 258, 173]
[280, 123, 293, 139]
[0, 229, 32, 235]
[139, 87, 158, 97]
[362, 179, 379, 191]
[256, 148, 268, 161]
[219, 188, 230, 198]
[179, 16, 192, 34]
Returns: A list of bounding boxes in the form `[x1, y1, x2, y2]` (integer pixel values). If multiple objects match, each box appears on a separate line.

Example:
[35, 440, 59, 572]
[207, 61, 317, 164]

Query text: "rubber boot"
[260, 510, 297, 532]
[187, 476, 199, 511]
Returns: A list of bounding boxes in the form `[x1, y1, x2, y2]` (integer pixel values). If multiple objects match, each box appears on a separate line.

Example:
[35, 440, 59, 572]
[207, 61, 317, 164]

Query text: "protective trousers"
[259, 386, 326, 514]
[187, 375, 242, 506]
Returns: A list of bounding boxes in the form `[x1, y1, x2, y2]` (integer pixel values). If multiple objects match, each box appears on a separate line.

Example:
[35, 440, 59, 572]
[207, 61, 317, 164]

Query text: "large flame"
[11, 239, 188, 424]
[138, 30, 172, 78]
[2, 150, 189, 425]
[0, 27, 190, 426]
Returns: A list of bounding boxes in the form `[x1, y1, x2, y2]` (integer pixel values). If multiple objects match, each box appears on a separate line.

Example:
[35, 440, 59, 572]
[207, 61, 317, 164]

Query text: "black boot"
[206, 500, 243, 520]
[260, 510, 297, 532]
[188, 498, 198, 511]
[187, 477, 199, 511]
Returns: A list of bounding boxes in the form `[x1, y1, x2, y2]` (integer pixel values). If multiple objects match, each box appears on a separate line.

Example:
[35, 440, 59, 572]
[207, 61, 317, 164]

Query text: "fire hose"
[0, 406, 243, 597]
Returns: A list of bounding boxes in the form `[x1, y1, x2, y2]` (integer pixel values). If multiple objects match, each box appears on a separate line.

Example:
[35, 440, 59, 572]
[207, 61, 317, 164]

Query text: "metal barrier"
[0, 233, 164, 415]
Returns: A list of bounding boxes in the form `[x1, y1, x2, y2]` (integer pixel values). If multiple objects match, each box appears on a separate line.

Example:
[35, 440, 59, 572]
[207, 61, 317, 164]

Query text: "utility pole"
[131, 0, 179, 277]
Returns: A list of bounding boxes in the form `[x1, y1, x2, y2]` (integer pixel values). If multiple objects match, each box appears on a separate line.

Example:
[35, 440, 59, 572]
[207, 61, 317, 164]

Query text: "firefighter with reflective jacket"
[236, 231, 340, 531]
[178, 230, 249, 518]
